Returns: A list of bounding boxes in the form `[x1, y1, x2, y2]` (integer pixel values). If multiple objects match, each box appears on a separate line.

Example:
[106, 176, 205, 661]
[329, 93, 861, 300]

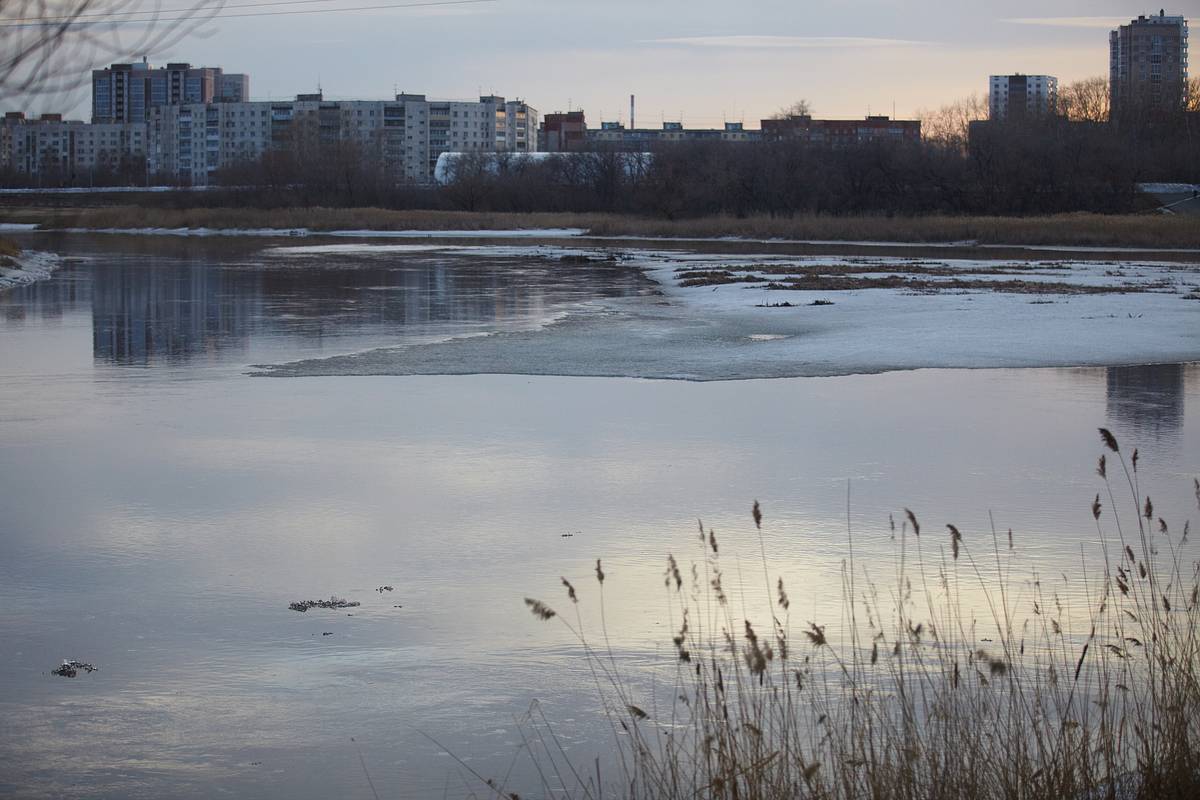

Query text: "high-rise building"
[217, 74, 250, 103]
[988, 75, 1058, 121]
[1110, 11, 1189, 116]
[92, 59, 250, 123]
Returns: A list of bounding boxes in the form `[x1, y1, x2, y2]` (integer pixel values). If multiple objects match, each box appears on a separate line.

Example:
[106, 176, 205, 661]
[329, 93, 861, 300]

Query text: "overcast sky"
[35, 1, 1200, 123]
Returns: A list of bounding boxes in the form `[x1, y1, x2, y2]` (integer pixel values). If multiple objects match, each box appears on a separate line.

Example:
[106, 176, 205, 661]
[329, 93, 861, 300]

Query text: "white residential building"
[2, 92, 537, 185]
[146, 93, 538, 185]
[149, 102, 274, 185]
[1, 113, 146, 182]
[988, 74, 1059, 121]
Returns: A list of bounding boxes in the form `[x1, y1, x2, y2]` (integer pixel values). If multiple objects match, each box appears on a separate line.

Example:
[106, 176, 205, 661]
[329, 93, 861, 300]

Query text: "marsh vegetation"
[517, 432, 1200, 800]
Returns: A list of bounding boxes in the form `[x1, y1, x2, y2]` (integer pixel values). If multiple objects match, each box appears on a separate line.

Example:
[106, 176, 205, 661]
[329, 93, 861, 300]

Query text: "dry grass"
[2, 206, 605, 234]
[3, 207, 1199, 248]
[583, 213, 1200, 249]
[514, 430, 1200, 800]
[0, 235, 20, 258]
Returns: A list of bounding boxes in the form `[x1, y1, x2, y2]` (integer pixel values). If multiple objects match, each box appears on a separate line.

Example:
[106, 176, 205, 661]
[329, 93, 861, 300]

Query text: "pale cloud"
[1002, 17, 1127, 29]
[642, 35, 926, 49]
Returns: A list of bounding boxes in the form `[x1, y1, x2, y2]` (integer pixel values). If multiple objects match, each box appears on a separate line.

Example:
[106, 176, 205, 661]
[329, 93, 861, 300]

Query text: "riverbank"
[0, 235, 60, 292]
[4, 206, 1200, 249]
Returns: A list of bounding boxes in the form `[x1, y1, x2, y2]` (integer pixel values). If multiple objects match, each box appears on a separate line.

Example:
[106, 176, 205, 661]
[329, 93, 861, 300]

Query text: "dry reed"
[5, 207, 1200, 248]
[513, 430, 1200, 800]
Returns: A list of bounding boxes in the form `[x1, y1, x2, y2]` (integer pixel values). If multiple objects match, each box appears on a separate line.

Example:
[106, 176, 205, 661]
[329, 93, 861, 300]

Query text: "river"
[1, 234, 1197, 799]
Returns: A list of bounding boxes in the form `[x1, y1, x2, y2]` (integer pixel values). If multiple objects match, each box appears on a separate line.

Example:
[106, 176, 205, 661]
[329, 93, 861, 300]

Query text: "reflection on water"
[2, 266, 84, 323]
[91, 261, 259, 365]
[1053, 363, 1198, 462]
[1, 235, 652, 368]
[1106, 363, 1186, 445]
[0, 236, 1197, 800]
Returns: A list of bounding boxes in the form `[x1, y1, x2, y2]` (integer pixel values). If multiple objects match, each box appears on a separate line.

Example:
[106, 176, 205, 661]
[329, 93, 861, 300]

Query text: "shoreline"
[4, 206, 1200, 249]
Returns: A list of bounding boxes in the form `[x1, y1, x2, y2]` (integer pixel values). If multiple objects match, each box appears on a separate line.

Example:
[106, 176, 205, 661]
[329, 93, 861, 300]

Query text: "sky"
[25, 0, 1200, 123]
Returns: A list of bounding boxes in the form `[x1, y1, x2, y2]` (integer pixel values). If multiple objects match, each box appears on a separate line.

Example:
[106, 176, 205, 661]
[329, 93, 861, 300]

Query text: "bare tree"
[770, 99, 812, 120]
[1058, 76, 1110, 122]
[0, 0, 223, 102]
[1188, 76, 1200, 114]
[916, 93, 987, 150]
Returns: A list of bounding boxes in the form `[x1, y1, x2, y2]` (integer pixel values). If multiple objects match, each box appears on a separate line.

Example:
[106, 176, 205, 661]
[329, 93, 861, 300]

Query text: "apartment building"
[989, 74, 1059, 120]
[147, 93, 538, 185]
[92, 59, 250, 123]
[1110, 11, 1190, 115]
[1, 112, 146, 181]
[148, 102, 270, 185]
[760, 115, 921, 144]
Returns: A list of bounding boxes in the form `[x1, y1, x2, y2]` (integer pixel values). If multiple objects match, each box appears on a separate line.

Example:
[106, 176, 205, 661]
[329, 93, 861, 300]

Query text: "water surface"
[1, 235, 1198, 799]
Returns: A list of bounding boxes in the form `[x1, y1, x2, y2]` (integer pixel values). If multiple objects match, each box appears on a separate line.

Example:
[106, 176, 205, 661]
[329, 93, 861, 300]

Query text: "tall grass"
[3, 206, 604, 235]
[6, 207, 1200, 248]
[580, 213, 1200, 249]
[518, 431, 1200, 800]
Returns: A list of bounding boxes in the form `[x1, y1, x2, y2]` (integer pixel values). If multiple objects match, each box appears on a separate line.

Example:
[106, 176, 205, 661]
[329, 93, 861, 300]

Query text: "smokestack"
[630, 94, 635, 130]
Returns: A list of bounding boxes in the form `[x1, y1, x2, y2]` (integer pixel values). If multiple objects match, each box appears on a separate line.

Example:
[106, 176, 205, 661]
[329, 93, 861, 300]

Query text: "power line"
[5, 0, 339, 24]
[0, 0, 495, 27]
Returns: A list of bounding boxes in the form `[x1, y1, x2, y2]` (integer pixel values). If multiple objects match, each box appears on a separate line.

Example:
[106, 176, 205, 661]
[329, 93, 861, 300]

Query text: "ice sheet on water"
[266, 244, 458, 255]
[51, 226, 588, 240]
[325, 228, 587, 239]
[253, 246, 1200, 381]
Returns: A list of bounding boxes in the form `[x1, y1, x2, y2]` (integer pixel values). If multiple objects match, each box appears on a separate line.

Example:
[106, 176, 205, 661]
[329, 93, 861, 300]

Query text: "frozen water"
[257, 245, 1200, 381]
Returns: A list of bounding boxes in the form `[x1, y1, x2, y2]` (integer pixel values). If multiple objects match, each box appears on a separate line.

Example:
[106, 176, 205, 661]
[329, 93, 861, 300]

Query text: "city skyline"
[15, 1, 1182, 123]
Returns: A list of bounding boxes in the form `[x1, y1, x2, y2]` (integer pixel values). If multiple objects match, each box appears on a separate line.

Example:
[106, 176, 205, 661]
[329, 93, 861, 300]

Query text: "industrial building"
[585, 120, 760, 147]
[760, 114, 921, 145]
[539, 111, 587, 152]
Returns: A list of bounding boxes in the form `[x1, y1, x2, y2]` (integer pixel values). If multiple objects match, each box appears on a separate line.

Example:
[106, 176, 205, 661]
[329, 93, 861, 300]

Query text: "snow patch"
[1138, 183, 1199, 195]
[325, 228, 587, 239]
[266, 244, 458, 255]
[0, 185, 215, 195]
[61, 226, 310, 238]
[0, 250, 62, 292]
[53, 226, 587, 240]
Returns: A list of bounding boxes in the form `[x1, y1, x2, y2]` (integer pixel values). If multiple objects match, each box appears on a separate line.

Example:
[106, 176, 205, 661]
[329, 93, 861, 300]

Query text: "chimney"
[630, 94, 635, 130]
